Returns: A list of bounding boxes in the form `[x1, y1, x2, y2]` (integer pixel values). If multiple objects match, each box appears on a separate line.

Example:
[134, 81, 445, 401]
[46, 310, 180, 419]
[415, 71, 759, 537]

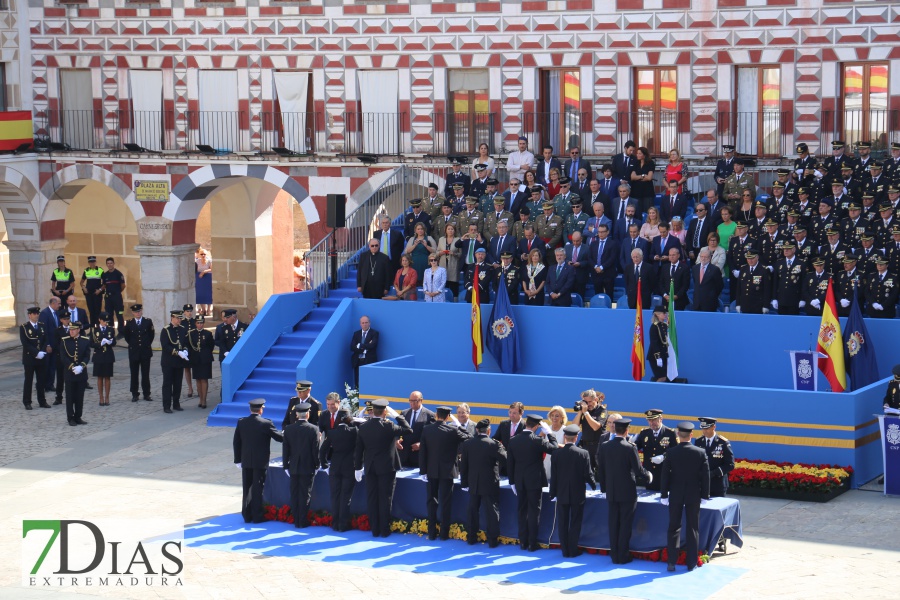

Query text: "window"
[272, 71, 313, 153]
[197, 70, 240, 151]
[352, 70, 400, 155]
[632, 68, 677, 155]
[534, 69, 582, 153]
[840, 63, 889, 151]
[59, 69, 94, 148]
[446, 69, 491, 154]
[128, 70, 164, 150]
[733, 67, 782, 157]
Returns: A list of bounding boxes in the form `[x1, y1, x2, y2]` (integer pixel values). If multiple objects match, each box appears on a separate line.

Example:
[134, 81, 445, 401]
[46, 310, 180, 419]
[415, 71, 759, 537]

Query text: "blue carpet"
[186, 514, 747, 599]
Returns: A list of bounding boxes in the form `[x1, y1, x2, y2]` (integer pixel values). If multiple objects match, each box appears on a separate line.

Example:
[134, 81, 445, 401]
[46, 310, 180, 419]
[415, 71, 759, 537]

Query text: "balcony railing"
[523, 111, 590, 154]
[186, 110, 247, 152]
[821, 109, 899, 155]
[343, 112, 406, 156]
[716, 110, 789, 158]
[616, 110, 686, 157]
[33, 109, 108, 149]
[431, 112, 495, 156]
[260, 111, 319, 154]
[116, 110, 180, 151]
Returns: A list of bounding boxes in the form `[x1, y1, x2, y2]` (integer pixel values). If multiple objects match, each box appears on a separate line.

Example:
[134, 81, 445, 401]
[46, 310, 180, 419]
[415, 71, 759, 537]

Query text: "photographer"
[573, 389, 607, 473]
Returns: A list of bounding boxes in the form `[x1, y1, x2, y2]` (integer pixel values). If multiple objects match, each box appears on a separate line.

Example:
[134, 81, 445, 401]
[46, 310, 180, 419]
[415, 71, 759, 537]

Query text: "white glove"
[355, 469, 363, 482]
[799, 301, 806, 308]
[235, 463, 242, 469]
[735, 306, 741, 313]
[651, 455, 665, 465]
[646, 471, 653, 484]
[656, 358, 662, 367]
[461, 487, 469, 492]
[421, 474, 428, 482]
[36, 351, 46, 359]
[732, 270, 740, 278]
[811, 299, 821, 309]
[660, 497, 669, 506]
[597, 492, 606, 499]
[539, 421, 552, 436]
[840, 299, 850, 308]
[284, 469, 290, 477]
[511, 485, 517, 496]
[767, 265, 774, 273]
[762, 308, 769, 314]
[873, 303, 884, 311]
[771, 299, 778, 309]
[224, 351, 229, 357]
[323, 467, 329, 475]
[701, 498, 709, 506]
[386, 406, 399, 419]
[449, 415, 461, 427]
[72, 365, 83, 375]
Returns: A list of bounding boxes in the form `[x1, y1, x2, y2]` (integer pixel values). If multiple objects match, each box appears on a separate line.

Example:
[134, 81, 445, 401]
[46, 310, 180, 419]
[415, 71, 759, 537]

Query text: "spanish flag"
[631, 280, 645, 381]
[0, 111, 33, 152]
[471, 265, 483, 371]
[817, 278, 846, 392]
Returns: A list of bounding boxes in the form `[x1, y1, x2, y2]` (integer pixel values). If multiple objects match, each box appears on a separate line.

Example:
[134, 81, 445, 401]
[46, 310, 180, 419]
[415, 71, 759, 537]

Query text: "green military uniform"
[552, 190, 579, 221]
[723, 169, 756, 207]
[432, 210, 463, 241]
[535, 203, 564, 253]
[422, 193, 446, 221]
[459, 201, 485, 236]
[482, 205, 514, 239]
[478, 190, 503, 215]
[512, 216, 531, 242]
[564, 208, 590, 243]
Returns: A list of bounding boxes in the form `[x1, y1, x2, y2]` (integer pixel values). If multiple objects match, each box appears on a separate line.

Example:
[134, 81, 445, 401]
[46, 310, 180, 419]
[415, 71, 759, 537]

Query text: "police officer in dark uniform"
[470, 164, 490, 198]
[493, 252, 520, 303]
[726, 222, 756, 297]
[215, 308, 246, 366]
[855, 234, 880, 279]
[841, 203, 872, 249]
[823, 140, 847, 180]
[478, 178, 501, 214]
[353, 399, 413, 538]
[714, 144, 736, 199]
[90, 312, 116, 406]
[404, 199, 433, 239]
[695, 418, 734, 497]
[80, 256, 104, 326]
[459, 418, 507, 547]
[180, 304, 196, 399]
[100, 257, 127, 335]
[772, 242, 806, 315]
[770, 180, 793, 224]
[884, 365, 900, 411]
[444, 159, 471, 199]
[51, 255, 75, 303]
[852, 140, 873, 182]
[419, 406, 471, 540]
[660, 421, 710, 573]
[122, 304, 154, 402]
[319, 409, 359, 531]
[634, 409, 677, 492]
[596, 417, 652, 565]
[233, 398, 284, 523]
[875, 201, 897, 248]
[52, 311, 71, 405]
[835, 255, 863, 317]
[793, 143, 816, 189]
[282, 380, 322, 430]
[160, 309, 188, 413]
[884, 143, 900, 184]
[794, 189, 817, 229]
[549, 424, 596, 558]
[736, 250, 772, 314]
[282, 401, 320, 528]
[20, 306, 50, 410]
[507, 414, 558, 551]
[759, 219, 786, 268]
[187, 314, 215, 408]
[821, 228, 849, 276]
[60, 321, 91, 426]
[811, 196, 838, 248]
[863, 162, 888, 206]
[646, 307, 669, 382]
[464, 247, 493, 304]
[888, 225, 900, 274]
[802, 256, 831, 317]
[865, 256, 899, 319]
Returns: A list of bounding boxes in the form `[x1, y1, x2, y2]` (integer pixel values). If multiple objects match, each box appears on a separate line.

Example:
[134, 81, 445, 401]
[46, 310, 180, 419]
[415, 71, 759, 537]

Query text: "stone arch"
[0, 164, 41, 242]
[39, 164, 146, 238]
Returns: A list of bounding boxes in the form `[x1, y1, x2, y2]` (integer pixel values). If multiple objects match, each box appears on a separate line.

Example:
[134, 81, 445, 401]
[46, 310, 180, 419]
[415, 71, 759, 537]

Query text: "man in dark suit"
[319, 409, 358, 531]
[517, 225, 546, 265]
[456, 223, 487, 277]
[21, 306, 50, 410]
[595, 165, 620, 207]
[507, 414, 559, 551]
[549, 424, 596, 558]
[610, 183, 638, 224]
[563, 147, 593, 181]
[377, 216, 404, 278]
[611, 141, 635, 181]
[546, 247, 575, 306]
[564, 232, 591, 298]
[650, 223, 683, 270]
[661, 421, 710, 572]
[318, 391, 341, 437]
[589, 223, 618, 298]
[38, 297, 60, 392]
[624, 248, 656, 309]
[504, 178, 528, 218]
[705, 189, 726, 229]
[353, 399, 413, 537]
[122, 303, 154, 401]
[282, 402, 320, 528]
[659, 179, 689, 222]
[233, 398, 284, 523]
[357, 238, 392, 300]
[614, 203, 642, 244]
[657, 248, 690, 310]
[350, 316, 378, 387]
[419, 406, 471, 540]
[691, 250, 724, 312]
[460, 419, 507, 547]
[488, 220, 517, 267]
[399, 390, 436, 467]
[597, 418, 653, 564]
[685, 203, 712, 263]
[536, 145, 562, 185]
[492, 401, 525, 450]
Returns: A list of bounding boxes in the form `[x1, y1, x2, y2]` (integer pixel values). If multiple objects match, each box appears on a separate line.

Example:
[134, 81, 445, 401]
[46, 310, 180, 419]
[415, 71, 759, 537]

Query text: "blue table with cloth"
[263, 461, 743, 554]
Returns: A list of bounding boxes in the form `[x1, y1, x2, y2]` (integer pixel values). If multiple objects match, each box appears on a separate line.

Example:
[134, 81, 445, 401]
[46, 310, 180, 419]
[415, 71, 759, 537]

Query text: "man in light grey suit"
[457, 403, 477, 436]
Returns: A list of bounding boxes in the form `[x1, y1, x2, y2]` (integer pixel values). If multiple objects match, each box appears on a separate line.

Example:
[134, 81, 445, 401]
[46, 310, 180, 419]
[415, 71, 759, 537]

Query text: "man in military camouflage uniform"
[634, 409, 677, 493]
[493, 252, 520, 304]
[771, 242, 806, 315]
[695, 418, 734, 498]
[802, 256, 831, 317]
[865, 256, 899, 319]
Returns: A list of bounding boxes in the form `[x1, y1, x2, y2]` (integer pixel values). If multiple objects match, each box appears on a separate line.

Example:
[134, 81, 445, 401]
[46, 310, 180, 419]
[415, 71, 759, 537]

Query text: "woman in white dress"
[543, 405, 568, 478]
[422, 253, 447, 302]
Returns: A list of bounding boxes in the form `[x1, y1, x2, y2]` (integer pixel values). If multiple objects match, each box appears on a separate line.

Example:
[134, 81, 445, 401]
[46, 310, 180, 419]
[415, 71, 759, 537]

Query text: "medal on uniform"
[660, 436, 670, 448]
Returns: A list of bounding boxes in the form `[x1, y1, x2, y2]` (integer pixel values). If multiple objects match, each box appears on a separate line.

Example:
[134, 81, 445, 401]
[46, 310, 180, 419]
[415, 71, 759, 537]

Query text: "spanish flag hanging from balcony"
[0, 111, 33, 152]
[816, 278, 846, 393]
[471, 265, 483, 372]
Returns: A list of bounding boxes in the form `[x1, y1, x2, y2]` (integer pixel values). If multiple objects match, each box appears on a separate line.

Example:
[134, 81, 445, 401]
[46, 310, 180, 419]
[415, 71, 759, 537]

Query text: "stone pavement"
[0, 342, 898, 599]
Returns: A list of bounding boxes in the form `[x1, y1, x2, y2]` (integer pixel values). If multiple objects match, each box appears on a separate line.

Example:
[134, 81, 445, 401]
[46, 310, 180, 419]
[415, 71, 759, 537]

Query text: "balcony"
[523, 111, 590, 154]
[260, 111, 319, 155]
[716, 110, 790, 158]
[616, 110, 686, 157]
[117, 110, 180, 151]
[185, 110, 246, 153]
[431, 112, 495, 156]
[33, 109, 108, 150]
[821, 109, 899, 156]
[342, 111, 407, 156]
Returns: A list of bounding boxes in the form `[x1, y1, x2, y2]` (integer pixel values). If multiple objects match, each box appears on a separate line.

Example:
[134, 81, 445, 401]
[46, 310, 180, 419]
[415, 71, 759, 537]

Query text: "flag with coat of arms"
[486, 277, 521, 373]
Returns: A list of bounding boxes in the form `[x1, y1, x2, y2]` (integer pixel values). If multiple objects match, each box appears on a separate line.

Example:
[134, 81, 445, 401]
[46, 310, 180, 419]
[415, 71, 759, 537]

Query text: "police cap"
[563, 424, 581, 436]
[27, 306, 40, 314]
[676, 421, 695, 433]
[645, 409, 664, 418]
[249, 398, 265, 408]
[698, 417, 717, 429]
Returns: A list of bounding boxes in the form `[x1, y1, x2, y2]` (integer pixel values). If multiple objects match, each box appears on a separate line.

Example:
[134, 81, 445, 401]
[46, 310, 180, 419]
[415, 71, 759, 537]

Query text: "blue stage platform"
[215, 296, 900, 486]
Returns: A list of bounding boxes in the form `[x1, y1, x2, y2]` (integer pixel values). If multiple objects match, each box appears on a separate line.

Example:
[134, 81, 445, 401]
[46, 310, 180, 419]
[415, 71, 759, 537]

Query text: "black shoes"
[39, 403, 52, 408]
[144, 396, 153, 401]
[25, 405, 32, 410]
[164, 408, 173, 413]
[173, 406, 184, 412]
[53, 399, 62, 405]
[85, 383, 93, 389]
[75, 419, 87, 425]
[667, 564, 676, 572]
[68, 420, 77, 426]
[132, 396, 139, 402]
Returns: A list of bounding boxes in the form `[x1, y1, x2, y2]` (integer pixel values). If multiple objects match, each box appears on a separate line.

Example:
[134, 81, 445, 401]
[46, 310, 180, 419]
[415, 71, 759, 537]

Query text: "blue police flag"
[843, 291, 879, 391]
[485, 278, 521, 374]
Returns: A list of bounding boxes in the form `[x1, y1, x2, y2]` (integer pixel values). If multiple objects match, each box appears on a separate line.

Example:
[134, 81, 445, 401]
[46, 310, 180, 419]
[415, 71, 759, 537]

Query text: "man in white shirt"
[507, 136, 536, 187]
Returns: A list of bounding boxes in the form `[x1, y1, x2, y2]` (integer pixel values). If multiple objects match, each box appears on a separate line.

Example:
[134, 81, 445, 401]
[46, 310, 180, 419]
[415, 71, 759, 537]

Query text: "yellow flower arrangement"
[497, 535, 519, 546]
[390, 519, 409, 533]
[734, 460, 851, 480]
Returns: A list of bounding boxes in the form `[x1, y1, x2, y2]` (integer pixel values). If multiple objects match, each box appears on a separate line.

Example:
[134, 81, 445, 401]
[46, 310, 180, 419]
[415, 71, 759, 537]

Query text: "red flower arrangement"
[730, 459, 853, 494]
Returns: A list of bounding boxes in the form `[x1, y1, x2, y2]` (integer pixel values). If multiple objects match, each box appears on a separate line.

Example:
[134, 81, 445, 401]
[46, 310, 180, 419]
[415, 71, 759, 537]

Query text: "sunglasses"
[571, 151, 580, 155]
[369, 244, 378, 248]
[429, 259, 438, 263]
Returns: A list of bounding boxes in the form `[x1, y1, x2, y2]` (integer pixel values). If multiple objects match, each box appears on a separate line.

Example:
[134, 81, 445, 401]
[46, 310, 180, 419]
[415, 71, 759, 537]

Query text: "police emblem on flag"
[491, 316, 514, 340]
[846, 331, 865, 357]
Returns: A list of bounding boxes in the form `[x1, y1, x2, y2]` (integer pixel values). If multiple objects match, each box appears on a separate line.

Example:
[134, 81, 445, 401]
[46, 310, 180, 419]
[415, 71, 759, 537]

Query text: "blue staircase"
[206, 268, 359, 427]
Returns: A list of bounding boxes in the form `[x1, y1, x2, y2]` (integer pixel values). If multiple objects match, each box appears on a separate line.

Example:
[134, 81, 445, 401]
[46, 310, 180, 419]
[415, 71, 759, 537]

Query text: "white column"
[134, 244, 199, 330]
[2, 239, 68, 318]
